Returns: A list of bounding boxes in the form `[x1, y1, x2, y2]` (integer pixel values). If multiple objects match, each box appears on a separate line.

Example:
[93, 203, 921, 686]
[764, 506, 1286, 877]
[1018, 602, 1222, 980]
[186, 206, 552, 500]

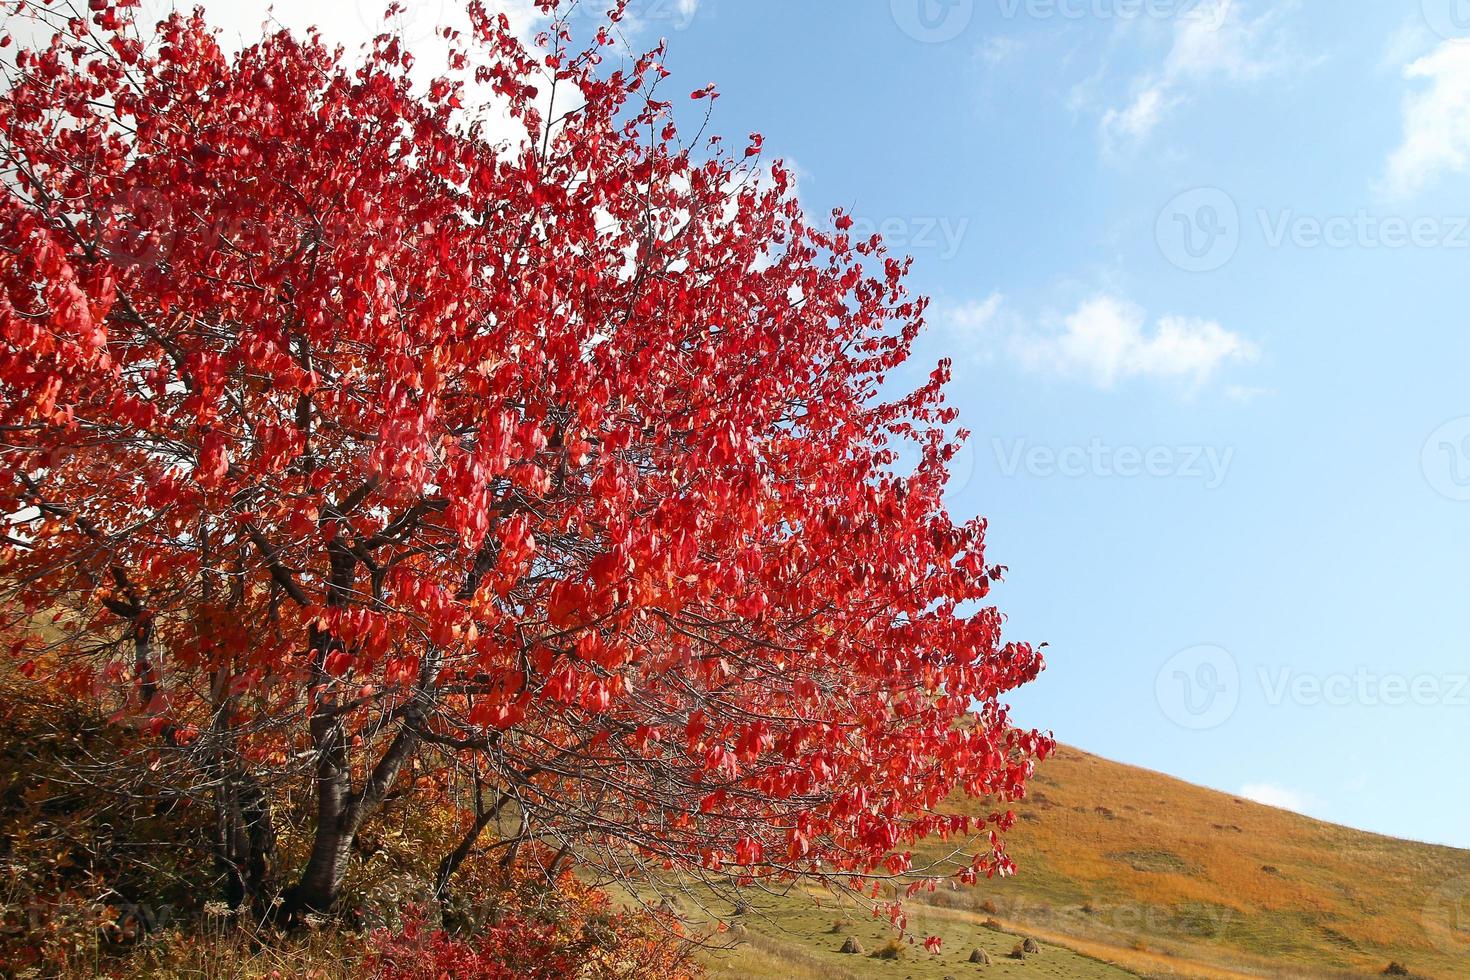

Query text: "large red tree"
[0, 0, 1052, 919]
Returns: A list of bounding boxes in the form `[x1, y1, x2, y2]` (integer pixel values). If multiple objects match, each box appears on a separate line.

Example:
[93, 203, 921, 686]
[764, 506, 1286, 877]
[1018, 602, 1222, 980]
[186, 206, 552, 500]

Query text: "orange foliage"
[371, 859, 698, 980]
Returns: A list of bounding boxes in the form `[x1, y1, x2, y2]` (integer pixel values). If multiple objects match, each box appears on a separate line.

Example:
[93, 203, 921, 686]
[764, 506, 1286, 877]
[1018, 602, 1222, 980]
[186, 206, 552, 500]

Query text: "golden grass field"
[700, 746, 1470, 979]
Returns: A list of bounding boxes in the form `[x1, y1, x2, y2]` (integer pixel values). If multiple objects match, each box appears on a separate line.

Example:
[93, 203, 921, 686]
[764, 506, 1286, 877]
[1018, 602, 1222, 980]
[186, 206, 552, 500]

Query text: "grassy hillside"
[703, 892, 1138, 980]
[702, 746, 1470, 979]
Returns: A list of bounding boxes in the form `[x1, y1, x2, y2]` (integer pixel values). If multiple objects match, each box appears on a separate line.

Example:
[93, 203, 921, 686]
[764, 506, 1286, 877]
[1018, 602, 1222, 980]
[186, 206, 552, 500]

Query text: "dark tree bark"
[215, 768, 279, 910]
[282, 516, 505, 915]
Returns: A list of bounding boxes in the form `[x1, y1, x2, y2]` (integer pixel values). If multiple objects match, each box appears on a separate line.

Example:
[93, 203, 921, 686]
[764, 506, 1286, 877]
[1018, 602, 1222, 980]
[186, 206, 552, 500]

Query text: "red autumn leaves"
[0, 0, 1052, 919]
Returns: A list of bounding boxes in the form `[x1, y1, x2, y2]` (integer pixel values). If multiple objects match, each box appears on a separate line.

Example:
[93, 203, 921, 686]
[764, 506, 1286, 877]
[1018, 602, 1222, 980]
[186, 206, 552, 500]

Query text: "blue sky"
[651, 0, 1470, 850]
[163, 0, 1470, 848]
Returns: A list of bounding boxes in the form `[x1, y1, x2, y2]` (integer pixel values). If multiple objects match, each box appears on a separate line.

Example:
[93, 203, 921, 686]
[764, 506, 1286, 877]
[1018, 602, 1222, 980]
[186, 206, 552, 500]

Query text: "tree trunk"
[286, 525, 493, 915]
[284, 544, 361, 917]
[286, 629, 433, 914]
[284, 622, 356, 915]
[215, 768, 278, 911]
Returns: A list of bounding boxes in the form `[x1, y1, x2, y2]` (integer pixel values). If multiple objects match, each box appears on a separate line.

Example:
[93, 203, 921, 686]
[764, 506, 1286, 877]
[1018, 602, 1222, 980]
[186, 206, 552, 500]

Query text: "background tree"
[0, 0, 1052, 923]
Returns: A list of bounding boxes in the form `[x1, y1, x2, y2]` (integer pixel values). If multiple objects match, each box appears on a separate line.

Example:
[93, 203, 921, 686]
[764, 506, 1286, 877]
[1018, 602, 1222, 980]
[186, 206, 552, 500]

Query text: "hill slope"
[703, 745, 1470, 979]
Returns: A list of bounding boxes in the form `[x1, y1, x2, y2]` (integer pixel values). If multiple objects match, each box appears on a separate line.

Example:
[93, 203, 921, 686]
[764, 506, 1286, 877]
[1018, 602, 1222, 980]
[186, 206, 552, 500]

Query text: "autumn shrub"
[368, 864, 697, 980]
[0, 675, 216, 973]
[0, 670, 694, 977]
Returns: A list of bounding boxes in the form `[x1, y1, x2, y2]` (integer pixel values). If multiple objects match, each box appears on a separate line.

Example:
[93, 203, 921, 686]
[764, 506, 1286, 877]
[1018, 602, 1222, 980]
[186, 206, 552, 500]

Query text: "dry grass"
[913, 745, 1470, 978]
[33, 919, 370, 980]
[706, 745, 1470, 979]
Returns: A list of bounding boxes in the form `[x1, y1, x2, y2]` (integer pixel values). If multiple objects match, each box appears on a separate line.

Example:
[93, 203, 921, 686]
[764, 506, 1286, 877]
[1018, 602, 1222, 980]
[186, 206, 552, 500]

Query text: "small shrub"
[870, 938, 904, 960]
[369, 868, 697, 980]
[0, 680, 216, 973]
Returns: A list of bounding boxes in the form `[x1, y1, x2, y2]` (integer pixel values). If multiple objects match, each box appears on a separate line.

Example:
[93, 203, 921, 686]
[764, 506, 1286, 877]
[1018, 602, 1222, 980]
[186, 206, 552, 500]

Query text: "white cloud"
[125, 0, 547, 148]
[1241, 783, 1315, 814]
[941, 293, 1258, 391]
[1378, 17, 1436, 73]
[1011, 294, 1258, 389]
[1160, 3, 1286, 83]
[1384, 42, 1470, 199]
[937, 292, 1010, 367]
[1224, 383, 1271, 403]
[943, 292, 1004, 333]
[979, 36, 1025, 68]
[1101, 84, 1176, 144]
[1101, 1, 1298, 152]
[145, 0, 544, 57]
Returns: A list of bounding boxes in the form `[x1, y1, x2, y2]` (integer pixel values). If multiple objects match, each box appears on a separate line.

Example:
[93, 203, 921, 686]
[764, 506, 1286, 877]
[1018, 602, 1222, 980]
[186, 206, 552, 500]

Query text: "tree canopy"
[0, 0, 1051, 926]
